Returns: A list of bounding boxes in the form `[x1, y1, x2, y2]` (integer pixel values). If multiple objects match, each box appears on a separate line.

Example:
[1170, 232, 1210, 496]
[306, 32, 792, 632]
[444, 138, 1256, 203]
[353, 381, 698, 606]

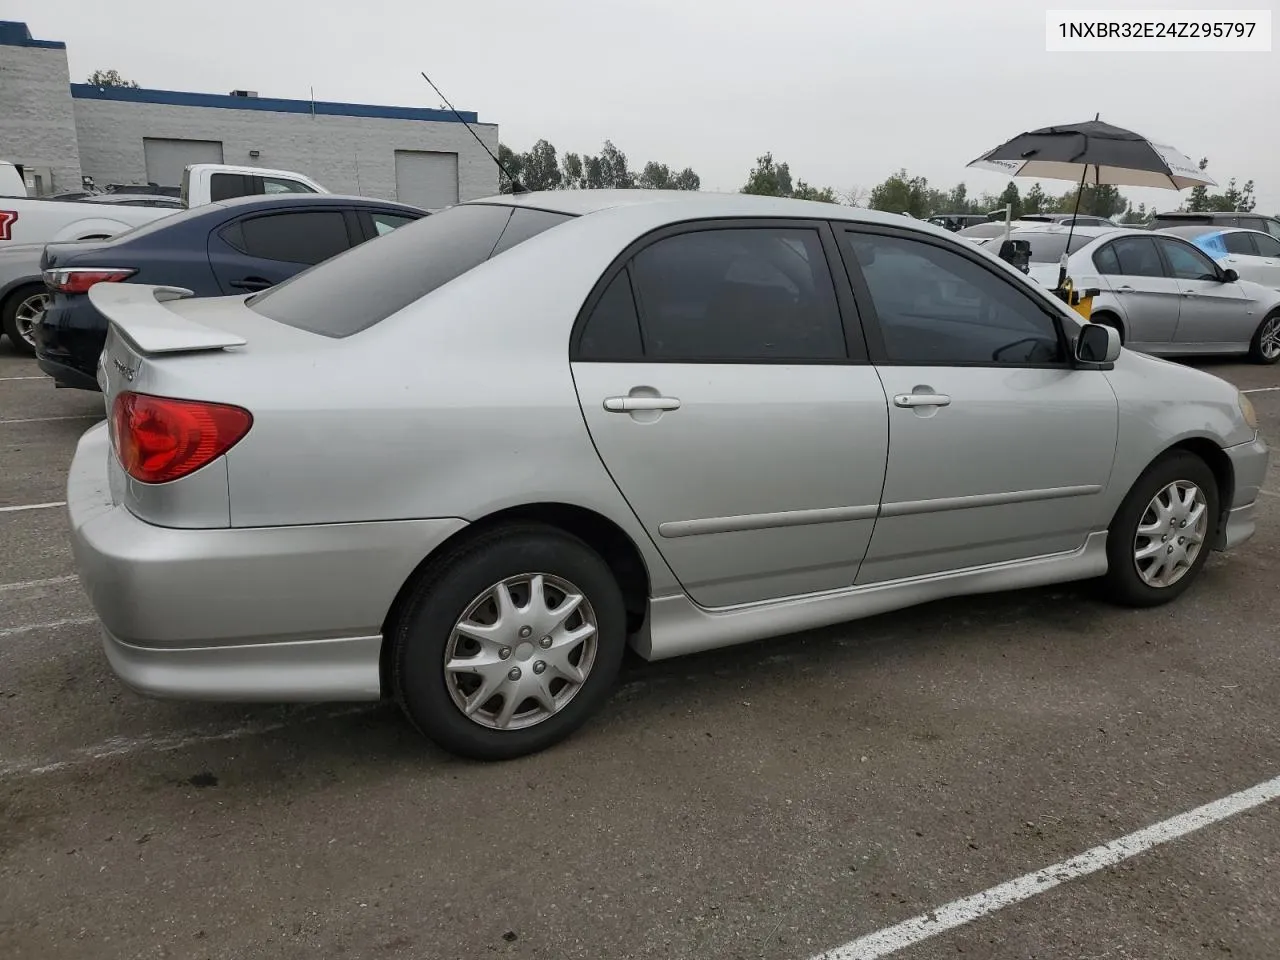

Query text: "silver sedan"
[1000, 225, 1280, 363]
[67, 192, 1269, 759]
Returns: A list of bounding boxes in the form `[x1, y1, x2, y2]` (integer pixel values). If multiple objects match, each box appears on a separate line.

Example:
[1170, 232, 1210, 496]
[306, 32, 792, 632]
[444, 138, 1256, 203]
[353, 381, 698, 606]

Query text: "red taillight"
[43, 268, 136, 294]
[110, 391, 253, 484]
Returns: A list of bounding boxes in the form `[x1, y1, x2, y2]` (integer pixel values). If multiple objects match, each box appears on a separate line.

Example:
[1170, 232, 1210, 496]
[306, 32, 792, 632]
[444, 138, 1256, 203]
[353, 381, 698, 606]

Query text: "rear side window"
[1254, 234, 1280, 258]
[1097, 237, 1163, 277]
[234, 211, 351, 265]
[1221, 232, 1257, 256]
[578, 269, 643, 360]
[249, 204, 573, 337]
[262, 176, 315, 195]
[209, 173, 255, 202]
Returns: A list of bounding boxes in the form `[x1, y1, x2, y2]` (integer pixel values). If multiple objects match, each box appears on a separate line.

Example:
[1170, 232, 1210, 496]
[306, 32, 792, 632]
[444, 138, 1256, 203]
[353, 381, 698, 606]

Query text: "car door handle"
[1116, 285, 1135, 292]
[229, 276, 272, 291]
[604, 396, 681, 413]
[893, 393, 951, 408]
[1181, 290, 1197, 297]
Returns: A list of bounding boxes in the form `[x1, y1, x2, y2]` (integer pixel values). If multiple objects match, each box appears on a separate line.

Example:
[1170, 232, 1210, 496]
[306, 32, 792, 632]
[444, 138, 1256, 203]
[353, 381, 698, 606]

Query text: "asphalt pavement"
[1, 341, 1278, 960]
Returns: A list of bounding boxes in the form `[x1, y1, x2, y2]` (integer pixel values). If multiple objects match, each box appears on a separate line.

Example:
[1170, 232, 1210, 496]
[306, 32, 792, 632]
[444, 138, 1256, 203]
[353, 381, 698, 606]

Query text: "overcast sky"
[13, 0, 1278, 213]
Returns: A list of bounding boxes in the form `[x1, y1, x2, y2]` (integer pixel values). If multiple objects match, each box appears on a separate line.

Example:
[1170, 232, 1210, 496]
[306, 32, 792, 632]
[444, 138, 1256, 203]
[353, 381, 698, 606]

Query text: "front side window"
[1253, 233, 1280, 258]
[262, 176, 316, 195]
[1221, 232, 1257, 257]
[626, 228, 847, 362]
[370, 212, 418, 236]
[209, 173, 255, 202]
[1096, 237, 1164, 277]
[846, 231, 1063, 365]
[1155, 237, 1220, 281]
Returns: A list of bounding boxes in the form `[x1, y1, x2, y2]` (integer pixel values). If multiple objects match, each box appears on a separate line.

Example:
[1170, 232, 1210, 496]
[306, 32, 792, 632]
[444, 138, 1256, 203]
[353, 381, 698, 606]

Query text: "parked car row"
[55, 190, 1269, 761]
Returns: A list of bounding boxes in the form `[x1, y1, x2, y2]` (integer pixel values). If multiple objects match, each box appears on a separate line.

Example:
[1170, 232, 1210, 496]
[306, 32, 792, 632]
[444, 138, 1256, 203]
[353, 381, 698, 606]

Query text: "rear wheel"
[1249, 311, 1280, 365]
[391, 524, 627, 760]
[1, 284, 49, 357]
[1102, 452, 1218, 607]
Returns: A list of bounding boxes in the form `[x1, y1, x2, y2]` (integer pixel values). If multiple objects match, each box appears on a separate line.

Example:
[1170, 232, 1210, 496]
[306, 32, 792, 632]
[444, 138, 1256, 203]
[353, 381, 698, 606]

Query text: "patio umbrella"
[967, 118, 1216, 287]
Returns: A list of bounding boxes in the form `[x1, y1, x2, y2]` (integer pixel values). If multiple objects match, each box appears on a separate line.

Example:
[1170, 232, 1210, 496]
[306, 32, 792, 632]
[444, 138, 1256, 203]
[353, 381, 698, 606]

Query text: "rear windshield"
[992, 232, 1095, 262]
[248, 203, 575, 338]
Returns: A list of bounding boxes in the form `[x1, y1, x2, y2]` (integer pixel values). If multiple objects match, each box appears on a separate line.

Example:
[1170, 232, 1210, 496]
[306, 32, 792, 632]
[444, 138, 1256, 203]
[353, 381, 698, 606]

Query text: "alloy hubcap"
[13, 292, 50, 346]
[1260, 317, 1280, 360]
[444, 573, 597, 731]
[1133, 480, 1208, 588]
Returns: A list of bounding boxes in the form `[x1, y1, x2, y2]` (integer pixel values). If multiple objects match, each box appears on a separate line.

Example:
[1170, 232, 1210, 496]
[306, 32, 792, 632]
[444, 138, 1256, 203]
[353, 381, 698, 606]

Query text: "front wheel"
[1, 285, 49, 357]
[391, 525, 627, 760]
[1249, 311, 1280, 365]
[1102, 452, 1219, 607]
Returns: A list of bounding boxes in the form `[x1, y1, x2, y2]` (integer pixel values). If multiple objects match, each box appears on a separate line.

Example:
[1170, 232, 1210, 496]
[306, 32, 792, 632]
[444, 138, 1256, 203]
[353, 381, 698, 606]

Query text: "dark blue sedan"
[34, 194, 425, 390]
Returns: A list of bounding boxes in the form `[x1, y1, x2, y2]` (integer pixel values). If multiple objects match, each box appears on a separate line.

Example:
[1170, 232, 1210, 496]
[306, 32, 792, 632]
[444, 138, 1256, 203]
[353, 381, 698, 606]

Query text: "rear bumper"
[1220, 432, 1270, 551]
[37, 355, 99, 391]
[68, 422, 469, 701]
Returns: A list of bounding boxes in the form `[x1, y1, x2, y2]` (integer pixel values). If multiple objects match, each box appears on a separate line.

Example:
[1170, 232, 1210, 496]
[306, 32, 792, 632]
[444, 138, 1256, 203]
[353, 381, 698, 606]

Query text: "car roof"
[208, 194, 427, 215]
[1153, 211, 1277, 222]
[464, 189, 944, 229]
[1007, 224, 1133, 239]
[1156, 225, 1231, 239]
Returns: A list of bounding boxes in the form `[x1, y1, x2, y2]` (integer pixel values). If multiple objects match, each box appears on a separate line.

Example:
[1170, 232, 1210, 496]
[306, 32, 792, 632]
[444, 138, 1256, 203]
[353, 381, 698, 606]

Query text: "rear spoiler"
[88, 283, 247, 355]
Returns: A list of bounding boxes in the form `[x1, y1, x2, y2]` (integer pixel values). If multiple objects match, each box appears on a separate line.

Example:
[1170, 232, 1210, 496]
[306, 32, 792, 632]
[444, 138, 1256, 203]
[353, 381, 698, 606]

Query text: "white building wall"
[70, 99, 499, 201]
[0, 43, 83, 192]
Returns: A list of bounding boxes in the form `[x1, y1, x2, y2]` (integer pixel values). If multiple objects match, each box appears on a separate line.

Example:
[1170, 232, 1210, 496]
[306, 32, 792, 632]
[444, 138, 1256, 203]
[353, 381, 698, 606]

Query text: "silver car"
[1005, 225, 1280, 363]
[1156, 225, 1280, 291]
[67, 192, 1269, 760]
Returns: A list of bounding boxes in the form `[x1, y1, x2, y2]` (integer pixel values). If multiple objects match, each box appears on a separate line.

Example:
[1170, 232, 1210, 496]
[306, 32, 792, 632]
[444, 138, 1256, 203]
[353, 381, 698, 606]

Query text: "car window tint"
[370, 212, 417, 236]
[1253, 234, 1280, 257]
[1155, 237, 1220, 281]
[1265, 220, 1280, 239]
[262, 176, 314, 195]
[578, 269, 643, 360]
[1107, 237, 1164, 277]
[249, 203, 574, 338]
[1221, 232, 1257, 256]
[1236, 218, 1265, 233]
[238, 211, 351, 265]
[846, 231, 1063, 365]
[490, 208, 578, 258]
[209, 173, 255, 202]
[1092, 242, 1122, 274]
[628, 228, 846, 362]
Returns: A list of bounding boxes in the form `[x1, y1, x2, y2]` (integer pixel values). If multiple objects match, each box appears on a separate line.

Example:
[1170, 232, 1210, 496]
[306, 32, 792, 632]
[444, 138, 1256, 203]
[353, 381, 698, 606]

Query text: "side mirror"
[1076, 323, 1122, 365]
[1221, 267, 1239, 283]
[998, 238, 1031, 274]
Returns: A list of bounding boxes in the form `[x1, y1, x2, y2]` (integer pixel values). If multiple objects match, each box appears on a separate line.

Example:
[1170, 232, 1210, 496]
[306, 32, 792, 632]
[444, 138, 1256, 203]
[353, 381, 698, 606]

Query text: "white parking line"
[1262, 490, 1280, 499]
[0, 705, 376, 778]
[0, 414, 99, 425]
[0, 574, 78, 592]
[811, 773, 1280, 960]
[0, 375, 46, 381]
[0, 616, 96, 639]
[1240, 386, 1280, 394]
[0, 501, 66, 513]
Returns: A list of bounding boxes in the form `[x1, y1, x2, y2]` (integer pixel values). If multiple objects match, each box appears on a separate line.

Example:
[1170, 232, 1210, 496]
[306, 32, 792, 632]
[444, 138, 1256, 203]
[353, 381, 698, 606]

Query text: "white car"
[985, 225, 1280, 363]
[1156, 225, 1280, 291]
[0, 163, 326, 246]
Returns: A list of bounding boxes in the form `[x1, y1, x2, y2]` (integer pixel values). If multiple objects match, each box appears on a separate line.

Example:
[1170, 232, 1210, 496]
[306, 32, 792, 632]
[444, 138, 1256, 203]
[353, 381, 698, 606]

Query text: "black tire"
[391, 523, 627, 760]
[1, 284, 46, 357]
[1102, 451, 1219, 608]
[1248, 310, 1280, 365]
[1090, 312, 1125, 345]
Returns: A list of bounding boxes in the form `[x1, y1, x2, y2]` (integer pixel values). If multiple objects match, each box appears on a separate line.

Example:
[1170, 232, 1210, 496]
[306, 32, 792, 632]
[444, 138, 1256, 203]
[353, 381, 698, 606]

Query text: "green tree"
[87, 68, 139, 88]
[996, 182, 1023, 220]
[742, 152, 793, 196]
[596, 140, 633, 189]
[1187, 158, 1211, 212]
[945, 182, 972, 214]
[1118, 202, 1150, 225]
[497, 143, 524, 194]
[560, 153, 584, 189]
[670, 167, 700, 191]
[1023, 182, 1048, 215]
[792, 181, 839, 203]
[638, 161, 673, 190]
[868, 169, 931, 218]
[519, 139, 562, 191]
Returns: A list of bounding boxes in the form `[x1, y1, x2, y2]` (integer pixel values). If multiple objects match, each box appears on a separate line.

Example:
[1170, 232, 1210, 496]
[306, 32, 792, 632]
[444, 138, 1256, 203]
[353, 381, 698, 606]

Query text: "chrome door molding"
[658, 503, 880, 538]
[879, 483, 1103, 518]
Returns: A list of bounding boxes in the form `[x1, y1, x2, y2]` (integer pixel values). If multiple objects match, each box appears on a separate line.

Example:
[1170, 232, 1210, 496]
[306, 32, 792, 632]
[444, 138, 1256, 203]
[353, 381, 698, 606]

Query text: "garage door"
[394, 150, 459, 210]
[143, 138, 225, 187]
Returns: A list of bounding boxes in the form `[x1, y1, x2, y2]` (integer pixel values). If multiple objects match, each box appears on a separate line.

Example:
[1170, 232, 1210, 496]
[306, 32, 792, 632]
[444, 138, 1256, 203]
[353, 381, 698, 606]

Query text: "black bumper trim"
[36, 356, 100, 392]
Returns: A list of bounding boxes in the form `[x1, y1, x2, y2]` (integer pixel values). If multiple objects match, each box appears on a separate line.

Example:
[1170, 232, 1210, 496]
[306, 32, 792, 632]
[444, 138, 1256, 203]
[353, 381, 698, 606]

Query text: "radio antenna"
[420, 71, 526, 194]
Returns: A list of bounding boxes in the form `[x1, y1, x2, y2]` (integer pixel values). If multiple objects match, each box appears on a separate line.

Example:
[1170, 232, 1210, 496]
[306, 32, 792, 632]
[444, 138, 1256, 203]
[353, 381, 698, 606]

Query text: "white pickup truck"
[0, 162, 328, 246]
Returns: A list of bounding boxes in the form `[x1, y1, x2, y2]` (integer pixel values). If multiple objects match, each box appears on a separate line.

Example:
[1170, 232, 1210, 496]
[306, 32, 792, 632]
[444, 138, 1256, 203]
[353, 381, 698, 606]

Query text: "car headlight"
[1238, 391, 1259, 430]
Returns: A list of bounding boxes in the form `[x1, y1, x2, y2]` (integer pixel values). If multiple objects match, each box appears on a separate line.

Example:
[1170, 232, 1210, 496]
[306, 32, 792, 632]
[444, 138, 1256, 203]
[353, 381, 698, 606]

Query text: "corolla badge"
[112, 357, 137, 382]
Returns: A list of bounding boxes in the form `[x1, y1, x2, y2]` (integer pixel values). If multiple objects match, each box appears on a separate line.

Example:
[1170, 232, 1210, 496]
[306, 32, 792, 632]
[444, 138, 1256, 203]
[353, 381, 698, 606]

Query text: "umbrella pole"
[1058, 164, 1090, 291]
